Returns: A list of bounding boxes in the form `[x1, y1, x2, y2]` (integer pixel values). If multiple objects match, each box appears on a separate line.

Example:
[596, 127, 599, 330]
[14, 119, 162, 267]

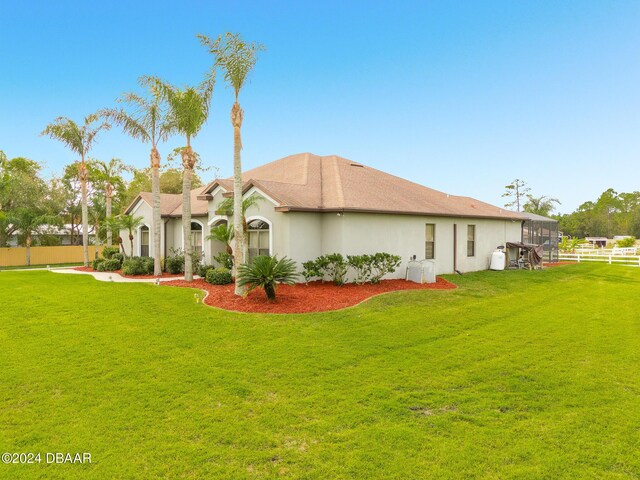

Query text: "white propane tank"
[489, 247, 506, 271]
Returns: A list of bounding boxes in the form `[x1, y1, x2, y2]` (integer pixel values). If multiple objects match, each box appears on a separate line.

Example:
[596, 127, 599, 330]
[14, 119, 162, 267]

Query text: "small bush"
[347, 254, 373, 284]
[205, 267, 233, 285]
[102, 258, 122, 272]
[102, 246, 121, 259]
[213, 252, 234, 270]
[323, 253, 348, 286]
[302, 260, 323, 283]
[616, 236, 636, 248]
[165, 254, 185, 274]
[197, 263, 215, 278]
[92, 258, 104, 271]
[121, 257, 154, 276]
[369, 253, 402, 283]
[111, 252, 125, 268]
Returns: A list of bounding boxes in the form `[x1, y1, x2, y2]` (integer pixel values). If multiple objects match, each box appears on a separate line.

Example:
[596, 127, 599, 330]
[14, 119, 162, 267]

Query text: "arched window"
[190, 221, 203, 252]
[247, 219, 270, 261]
[140, 225, 150, 257]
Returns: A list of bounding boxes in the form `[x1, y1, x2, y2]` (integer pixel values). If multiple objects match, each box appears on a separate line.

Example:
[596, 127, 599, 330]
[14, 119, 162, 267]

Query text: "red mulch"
[72, 266, 183, 279]
[161, 277, 457, 314]
[543, 262, 578, 267]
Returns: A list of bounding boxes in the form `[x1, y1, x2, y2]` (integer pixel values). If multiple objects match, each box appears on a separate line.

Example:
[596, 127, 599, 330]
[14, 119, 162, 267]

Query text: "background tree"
[88, 158, 128, 247]
[502, 179, 531, 212]
[41, 114, 110, 265]
[122, 167, 204, 206]
[199, 32, 265, 295]
[101, 87, 173, 275]
[8, 208, 61, 265]
[523, 195, 561, 217]
[142, 71, 215, 281]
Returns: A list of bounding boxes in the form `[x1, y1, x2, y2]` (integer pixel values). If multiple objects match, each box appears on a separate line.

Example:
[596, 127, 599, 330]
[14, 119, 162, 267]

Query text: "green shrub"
[111, 252, 125, 268]
[102, 246, 121, 259]
[165, 253, 185, 274]
[237, 256, 299, 300]
[102, 258, 122, 272]
[213, 252, 234, 270]
[121, 257, 154, 276]
[92, 258, 104, 271]
[197, 263, 215, 278]
[369, 253, 402, 283]
[347, 254, 373, 284]
[205, 267, 233, 285]
[323, 253, 348, 286]
[616, 236, 636, 248]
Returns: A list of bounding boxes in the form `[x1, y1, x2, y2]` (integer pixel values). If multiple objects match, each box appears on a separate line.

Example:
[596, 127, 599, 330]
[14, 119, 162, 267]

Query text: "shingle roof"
[204, 153, 524, 220]
[125, 186, 209, 217]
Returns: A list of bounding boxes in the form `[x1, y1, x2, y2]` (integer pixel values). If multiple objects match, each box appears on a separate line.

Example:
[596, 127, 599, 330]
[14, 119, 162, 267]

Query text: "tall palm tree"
[8, 208, 61, 266]
[117, 214, 144, 259]
[199, 32, 265, 295]
[141, 72, 215, 281]
[100, 87, 173, 275]
[41, 114, 110, 266]
[88, 158, 128, 247]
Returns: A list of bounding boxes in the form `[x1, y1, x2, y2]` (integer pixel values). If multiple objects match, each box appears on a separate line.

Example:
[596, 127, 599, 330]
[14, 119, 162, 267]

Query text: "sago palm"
[100, 86, 173, 275]
[141, 72, 215, 281]
[41, 114, 110, 266]
[199, 32, 265, 295]
[236, 255, 299, 301]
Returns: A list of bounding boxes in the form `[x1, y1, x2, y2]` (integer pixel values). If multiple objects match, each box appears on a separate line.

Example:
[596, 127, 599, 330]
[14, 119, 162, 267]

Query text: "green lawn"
[1, 264, 639, 479]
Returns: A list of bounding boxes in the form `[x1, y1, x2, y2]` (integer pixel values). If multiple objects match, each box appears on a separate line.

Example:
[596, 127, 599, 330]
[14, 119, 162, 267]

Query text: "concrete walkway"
[51, 268, 194, 283]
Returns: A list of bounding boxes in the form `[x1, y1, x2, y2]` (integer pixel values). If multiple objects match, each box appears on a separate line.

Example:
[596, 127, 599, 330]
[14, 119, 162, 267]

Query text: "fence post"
[577, 254, 580, 263]
[608, 255, 612, 265]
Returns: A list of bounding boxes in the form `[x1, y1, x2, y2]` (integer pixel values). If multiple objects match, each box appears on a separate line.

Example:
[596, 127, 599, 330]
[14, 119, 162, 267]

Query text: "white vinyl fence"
[559, 252, 640, 266]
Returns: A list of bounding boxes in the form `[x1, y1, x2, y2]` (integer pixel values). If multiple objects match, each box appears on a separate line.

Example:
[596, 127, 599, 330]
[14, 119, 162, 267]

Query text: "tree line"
[502, 178, 640, 238]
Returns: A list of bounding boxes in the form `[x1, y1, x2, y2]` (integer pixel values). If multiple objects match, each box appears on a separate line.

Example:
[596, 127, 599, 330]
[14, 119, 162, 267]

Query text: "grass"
[1, 263, 639, 479]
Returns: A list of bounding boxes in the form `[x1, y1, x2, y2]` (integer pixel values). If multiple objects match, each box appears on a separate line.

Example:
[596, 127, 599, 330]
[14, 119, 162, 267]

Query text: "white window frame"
[138, 223, 151, 257]
[245, 215, 273, 258]
[181, 219, 205, 254]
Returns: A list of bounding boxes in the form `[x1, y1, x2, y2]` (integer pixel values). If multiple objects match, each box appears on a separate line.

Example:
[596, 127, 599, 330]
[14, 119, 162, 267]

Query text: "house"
[122, 153, 528, 276]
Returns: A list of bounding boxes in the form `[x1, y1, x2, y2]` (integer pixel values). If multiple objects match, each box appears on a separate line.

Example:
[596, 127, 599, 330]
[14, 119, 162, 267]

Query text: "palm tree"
[41, 114, 110, 266]
[524, 195, 561, 217]
[88, 158, 128, 247]
[199, 32, 265, 295]
[8, 208, 61, 266]
[100, 87, 173, 275]
[216, 194, 263, 233]
[117, 214, 144, 259]
[141, 72, 215, 281]
[236, 255, 298, 301]
[102, 215, 124, 253]
[207, 223, 234, 256]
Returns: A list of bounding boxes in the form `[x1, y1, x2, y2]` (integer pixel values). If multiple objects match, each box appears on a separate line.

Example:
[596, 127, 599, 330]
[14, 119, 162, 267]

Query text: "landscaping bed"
[163, 277, 457, 313]
[73, 266, 183, 279]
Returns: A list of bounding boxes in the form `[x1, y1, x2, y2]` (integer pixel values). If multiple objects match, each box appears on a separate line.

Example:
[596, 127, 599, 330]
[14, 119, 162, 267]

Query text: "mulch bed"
[72, 266, 183, 279]
[162, 277, 457, 314]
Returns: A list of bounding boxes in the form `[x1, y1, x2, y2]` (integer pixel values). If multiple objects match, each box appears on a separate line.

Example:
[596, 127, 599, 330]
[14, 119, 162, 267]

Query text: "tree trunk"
[79, 159, 89, 266]
[151, 146, 162, 276]
[264, 282, 276, 301]
[181, 143, 195, 282]
[232, 102, 245, 295]
[129, 233, 134, 259]
[26, 234, 31, 266]
[105, 182, 113, 247]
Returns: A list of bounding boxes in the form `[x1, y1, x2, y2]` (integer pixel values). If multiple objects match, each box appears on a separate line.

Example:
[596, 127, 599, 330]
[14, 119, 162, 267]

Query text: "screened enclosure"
[521, 213, 559, 263]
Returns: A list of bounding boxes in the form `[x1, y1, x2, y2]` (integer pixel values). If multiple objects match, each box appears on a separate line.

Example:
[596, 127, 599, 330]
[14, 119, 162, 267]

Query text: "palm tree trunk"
[232, 102, 245, 295]
[79, 159, 89, 266]
[182, 144, 194, 282]
[105, 182, 112, 247]
[151, 146, 162, 276]
[26, 234, 31, 266]
[129, 232, 134, 259]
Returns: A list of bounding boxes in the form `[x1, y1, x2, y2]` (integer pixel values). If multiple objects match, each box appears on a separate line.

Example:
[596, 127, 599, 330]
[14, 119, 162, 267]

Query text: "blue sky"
[1, 0, 638, 213]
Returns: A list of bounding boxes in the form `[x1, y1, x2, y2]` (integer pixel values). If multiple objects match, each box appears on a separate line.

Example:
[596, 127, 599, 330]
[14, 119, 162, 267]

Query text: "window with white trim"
[140, 225, 150, 257]
[247, 219, 270, 261]
[425, 224, 435, 259]
[467, 225, 475, 257]
[190, 222, 203, 252]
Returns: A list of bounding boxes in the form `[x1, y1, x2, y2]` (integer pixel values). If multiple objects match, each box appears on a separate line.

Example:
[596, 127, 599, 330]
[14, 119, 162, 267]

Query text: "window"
[467, 225, 475, 257]
[247, 219, 270, 261]
[190, 222, 203, 252]
[425, 224, 435, 259]
[140, 225, 150, 257]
